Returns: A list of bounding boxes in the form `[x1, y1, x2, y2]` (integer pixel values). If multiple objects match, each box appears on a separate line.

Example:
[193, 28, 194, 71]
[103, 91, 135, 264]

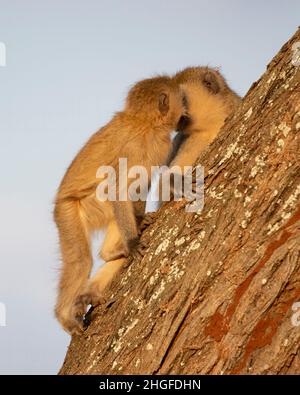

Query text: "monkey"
[54, 76, 185, 334]
[169, 66, 241, 171]
[149, 66, 241, 208]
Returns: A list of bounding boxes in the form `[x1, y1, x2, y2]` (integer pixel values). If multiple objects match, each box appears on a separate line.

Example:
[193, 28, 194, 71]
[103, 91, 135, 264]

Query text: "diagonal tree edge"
[59, 28, 300, 375]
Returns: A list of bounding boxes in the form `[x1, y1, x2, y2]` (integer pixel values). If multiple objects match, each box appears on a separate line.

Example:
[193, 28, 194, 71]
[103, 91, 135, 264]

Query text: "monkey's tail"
[54, 199, 92, 319]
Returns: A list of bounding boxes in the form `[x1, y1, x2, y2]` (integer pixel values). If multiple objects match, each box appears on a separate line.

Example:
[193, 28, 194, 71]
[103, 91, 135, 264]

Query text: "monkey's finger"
[140, 212, 157, 230]
[131, 240, 149, 259]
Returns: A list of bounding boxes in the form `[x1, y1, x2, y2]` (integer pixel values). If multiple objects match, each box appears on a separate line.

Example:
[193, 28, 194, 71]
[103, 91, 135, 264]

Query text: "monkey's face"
[174, 67, 232, 135]
[175, 80, 227, 135]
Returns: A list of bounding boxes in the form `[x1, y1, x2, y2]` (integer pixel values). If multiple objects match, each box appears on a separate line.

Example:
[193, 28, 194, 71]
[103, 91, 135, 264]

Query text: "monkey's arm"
[170, 131, 214, 171]
[166, 132, 189, 166]
[111, 200, 139, 254]
[156, 132, 213, 206]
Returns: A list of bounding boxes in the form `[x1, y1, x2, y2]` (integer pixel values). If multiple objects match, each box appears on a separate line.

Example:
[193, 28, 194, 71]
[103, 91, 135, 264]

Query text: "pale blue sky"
[0, 0, 299, 374]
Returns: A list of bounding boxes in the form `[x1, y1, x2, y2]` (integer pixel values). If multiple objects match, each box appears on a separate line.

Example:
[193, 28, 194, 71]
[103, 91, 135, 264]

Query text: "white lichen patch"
[118, 327, 126, 337]
[172, 225, 179, 236]
[112, 361, 118, 370]
[208, 187, 224, 200]
[155, 239, 170, 255]
[241, 220, 248, 229]
[250, 155, 266, 178]
[149, 280, 166, 303]
[135, 359, 141, 367]
[175, 236, 186, 246]
[282, 184, 300, 211]
[198, 230, 206, 241]
[218, 137, 241, 166]
[207, 270, 211, 276]
[245, 210, 252, 219]
[234, 189, 242, 198]
[164, 259, 186, 283]
[240, 152, 250, 162]
[146, 343, 153, 351]
[181, 233, 205, 257]
[269, 185, 300, 230]
[125, 319, 139, 335]
[243, 196, 252, 207]
[267, 222, 280, 235]
[207, 208, 214, 217]
[277, 139, 284, 151]
[133, 297, 145, 311]
[87, 356, 100, 372]
[279, 71, 286, 79]
[270, 125, 278, 137]
[189, 239, 201, 251]
[112, 319, 139, 353]
[234, 144, 245, 155]
[244, 107, 253, 121]
[278, 122, 291, 137]
[250, 167, 258, 178]
[281, 212, 292, 220]
[149, 269, 160, 286]
[262, 278, 267, 285]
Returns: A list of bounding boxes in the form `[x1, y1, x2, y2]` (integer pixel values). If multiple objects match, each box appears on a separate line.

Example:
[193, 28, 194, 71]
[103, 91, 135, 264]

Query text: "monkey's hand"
[72, 289, 106, 330]
[55, 306, 85, 336]
[128, 237, 149, 259]
[139, 212, 158, 232]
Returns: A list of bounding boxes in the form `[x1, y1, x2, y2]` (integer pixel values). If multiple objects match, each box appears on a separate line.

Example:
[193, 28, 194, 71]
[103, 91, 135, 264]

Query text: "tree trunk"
[59, 29, 300, 375]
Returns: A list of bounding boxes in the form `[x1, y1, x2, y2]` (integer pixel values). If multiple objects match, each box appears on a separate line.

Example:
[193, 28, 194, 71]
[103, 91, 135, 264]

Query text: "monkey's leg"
[99, 219, 127, 262]
[75, 258, 126, 323]
[54, 200, 93, 335]
[111, 200, 139, 254]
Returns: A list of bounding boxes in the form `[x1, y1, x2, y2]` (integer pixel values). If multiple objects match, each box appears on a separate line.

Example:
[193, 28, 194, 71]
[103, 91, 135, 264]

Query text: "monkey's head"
[173, 67, 241, 134]
[125, 76, 186, 128]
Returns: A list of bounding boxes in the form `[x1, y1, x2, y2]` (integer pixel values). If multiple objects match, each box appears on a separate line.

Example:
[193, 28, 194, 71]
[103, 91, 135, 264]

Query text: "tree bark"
[59, 29, 300, 375]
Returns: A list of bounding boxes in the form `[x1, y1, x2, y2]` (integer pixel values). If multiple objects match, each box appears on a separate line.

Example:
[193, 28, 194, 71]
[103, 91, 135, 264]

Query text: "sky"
[0, 0, 299, 374]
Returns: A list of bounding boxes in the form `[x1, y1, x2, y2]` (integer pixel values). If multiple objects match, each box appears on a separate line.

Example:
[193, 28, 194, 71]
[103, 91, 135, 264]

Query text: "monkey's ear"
[202, 71, 220, 94]
[158, 93, 169, 115]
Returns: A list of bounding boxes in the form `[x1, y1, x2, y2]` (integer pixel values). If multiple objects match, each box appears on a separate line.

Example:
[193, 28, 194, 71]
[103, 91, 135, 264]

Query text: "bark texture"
[59, 29, 300, 375]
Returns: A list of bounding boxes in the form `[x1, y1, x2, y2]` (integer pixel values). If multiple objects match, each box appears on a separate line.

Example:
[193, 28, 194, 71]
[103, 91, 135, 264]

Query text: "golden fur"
[169, 66, 241, 170]
[54, 76, 184, 334]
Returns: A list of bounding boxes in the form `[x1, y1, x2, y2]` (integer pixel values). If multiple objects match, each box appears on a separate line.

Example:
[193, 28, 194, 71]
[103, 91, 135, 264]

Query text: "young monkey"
[54, 76, 185, 334]
[168, 66, 241, 170]
[152, 67, 240, 207]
